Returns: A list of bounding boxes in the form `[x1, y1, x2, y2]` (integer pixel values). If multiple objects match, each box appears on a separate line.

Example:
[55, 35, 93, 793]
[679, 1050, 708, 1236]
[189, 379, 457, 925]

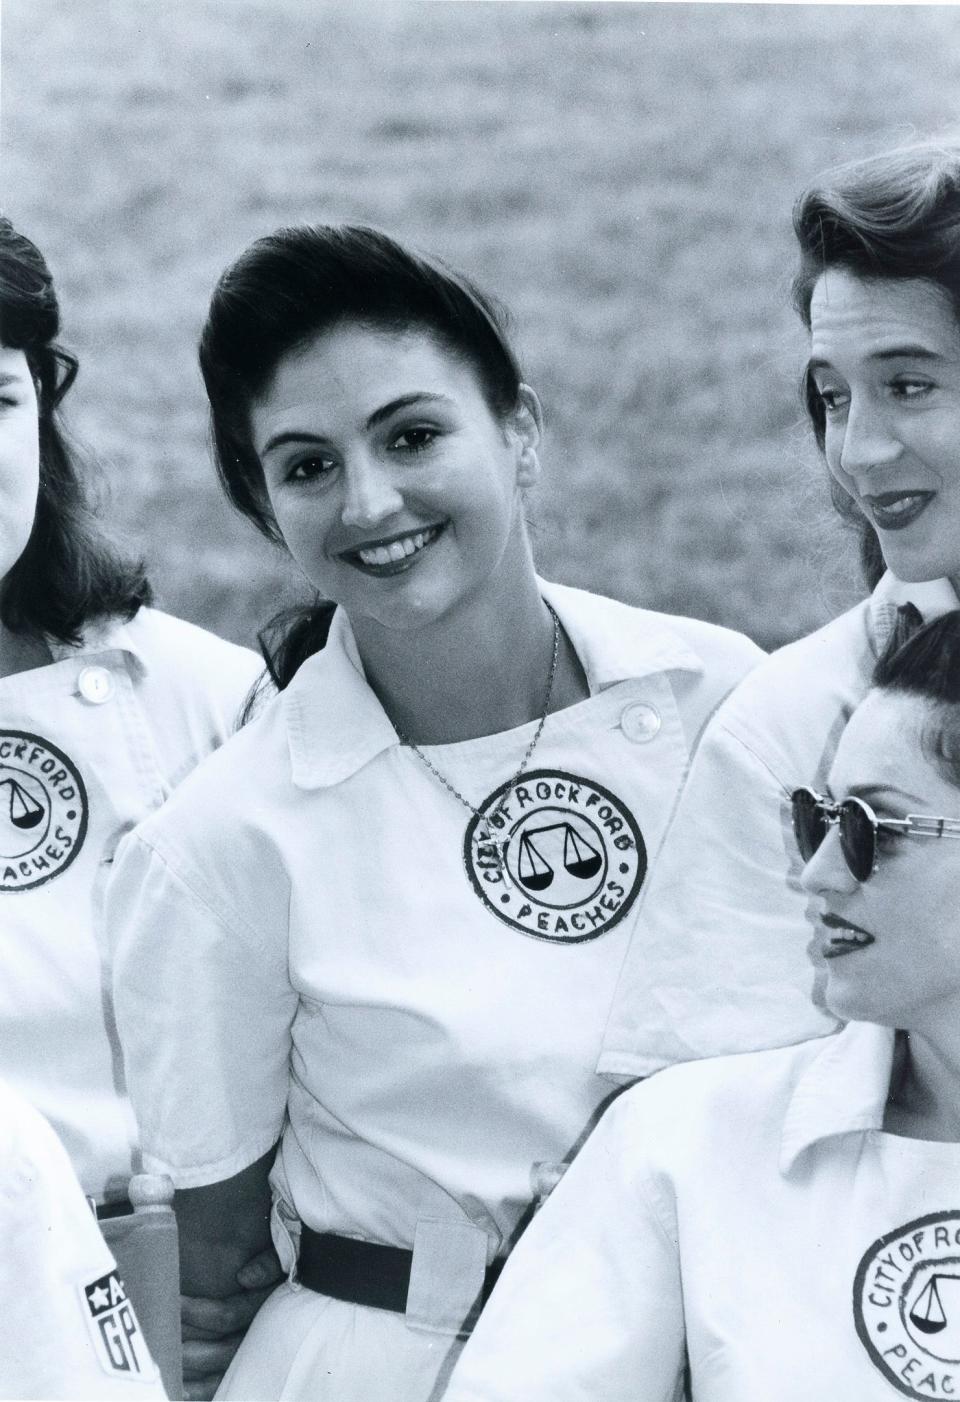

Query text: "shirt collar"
[45, 615, 149, 677]
[284, 578, 707, 791]
[869, 571, 959, 653]
[779, 1021, 896, 1174]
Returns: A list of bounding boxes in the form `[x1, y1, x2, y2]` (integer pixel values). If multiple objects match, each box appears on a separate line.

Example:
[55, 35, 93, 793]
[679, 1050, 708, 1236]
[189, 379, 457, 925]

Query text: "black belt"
[298, 1227, 505, 1314]
[96, 1197, 134, 1220]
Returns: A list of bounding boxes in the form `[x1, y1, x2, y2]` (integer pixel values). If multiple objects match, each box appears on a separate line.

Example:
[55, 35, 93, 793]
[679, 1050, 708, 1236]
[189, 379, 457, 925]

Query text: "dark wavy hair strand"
[0, 216, 151, 643]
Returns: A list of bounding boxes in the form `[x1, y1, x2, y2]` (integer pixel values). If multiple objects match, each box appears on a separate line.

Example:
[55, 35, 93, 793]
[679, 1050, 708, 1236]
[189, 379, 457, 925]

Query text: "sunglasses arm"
[897, 816, 960, 840]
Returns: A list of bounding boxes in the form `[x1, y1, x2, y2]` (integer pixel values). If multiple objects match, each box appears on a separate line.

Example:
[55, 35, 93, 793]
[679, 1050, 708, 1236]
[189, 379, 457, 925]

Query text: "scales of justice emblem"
[464, 768, 646, 942]
[854, 1211, 960, 1400]
[0, 731, 87, 892]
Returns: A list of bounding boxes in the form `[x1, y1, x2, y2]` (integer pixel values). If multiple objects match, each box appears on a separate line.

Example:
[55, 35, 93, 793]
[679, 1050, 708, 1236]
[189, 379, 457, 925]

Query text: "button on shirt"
[448, 1022, 960, 1402]
[0, 608, 262, 1202]
[599, 572, 960, 1079]
[109, 583, 760, 1295]
[0, 1080, 166, 1400]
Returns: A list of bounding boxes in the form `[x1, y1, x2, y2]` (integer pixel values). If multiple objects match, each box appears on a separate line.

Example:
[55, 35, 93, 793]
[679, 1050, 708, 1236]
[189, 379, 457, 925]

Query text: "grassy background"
[3, 1, 960, 650]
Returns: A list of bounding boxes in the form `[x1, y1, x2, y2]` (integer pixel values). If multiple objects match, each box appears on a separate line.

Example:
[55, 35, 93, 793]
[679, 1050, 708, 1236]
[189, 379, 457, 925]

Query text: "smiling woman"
[104, 223, 761, 1402]
[599, 138, 960, 1083]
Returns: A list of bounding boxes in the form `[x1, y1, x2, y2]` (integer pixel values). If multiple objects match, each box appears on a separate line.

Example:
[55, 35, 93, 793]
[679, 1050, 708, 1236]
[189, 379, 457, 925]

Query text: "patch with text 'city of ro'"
[854, 1210, 960, 1399]
[80, 1269, 159, 1383]
[0, 731, 87, 892]
[464, 769, 645, 942]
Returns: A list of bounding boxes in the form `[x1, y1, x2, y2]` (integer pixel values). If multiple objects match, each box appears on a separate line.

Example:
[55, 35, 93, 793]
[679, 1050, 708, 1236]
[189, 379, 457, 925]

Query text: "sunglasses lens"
[839, 801, 875, 882]
[791, 789, 829, 863]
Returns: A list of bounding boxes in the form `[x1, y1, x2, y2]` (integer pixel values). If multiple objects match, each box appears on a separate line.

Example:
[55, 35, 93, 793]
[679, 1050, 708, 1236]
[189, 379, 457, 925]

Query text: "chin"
[880, 545, 960, 586]
[822, 978, 893, 1028]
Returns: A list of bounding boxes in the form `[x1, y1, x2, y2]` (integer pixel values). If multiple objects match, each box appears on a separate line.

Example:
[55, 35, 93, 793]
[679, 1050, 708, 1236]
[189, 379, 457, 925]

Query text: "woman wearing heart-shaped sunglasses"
[446, 607, 960, 1401]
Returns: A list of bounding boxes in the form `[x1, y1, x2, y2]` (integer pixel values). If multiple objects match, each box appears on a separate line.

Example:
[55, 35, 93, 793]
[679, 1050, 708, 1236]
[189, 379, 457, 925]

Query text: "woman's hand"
[180, 1245, 283, 1399]
[173, 1149, 280, 1399]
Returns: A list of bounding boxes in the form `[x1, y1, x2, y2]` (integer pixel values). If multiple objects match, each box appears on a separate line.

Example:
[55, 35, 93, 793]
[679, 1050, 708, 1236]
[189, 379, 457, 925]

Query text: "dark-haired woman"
[600, 139, 960, 1083]
[0, 220, 262, 1208]
[448, 607, 960, 1402]
[107, 224, 760, 1401]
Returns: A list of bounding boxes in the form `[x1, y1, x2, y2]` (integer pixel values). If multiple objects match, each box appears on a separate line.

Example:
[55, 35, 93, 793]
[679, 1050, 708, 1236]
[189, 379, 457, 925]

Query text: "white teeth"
[358, 544, 394, 566]
[831, 929, 873, 946]
[356, 527, 437, 567]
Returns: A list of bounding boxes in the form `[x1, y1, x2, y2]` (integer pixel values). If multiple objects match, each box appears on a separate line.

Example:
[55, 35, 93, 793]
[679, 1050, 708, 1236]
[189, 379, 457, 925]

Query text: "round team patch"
[854, 1210, 960, 1399]
[0, 731, 88, 892]
[463, 769, 646, 942]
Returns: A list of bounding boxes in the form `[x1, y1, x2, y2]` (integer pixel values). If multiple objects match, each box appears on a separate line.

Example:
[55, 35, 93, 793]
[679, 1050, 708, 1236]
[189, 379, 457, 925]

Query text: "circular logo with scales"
[0, 731, 88, 892]
[463, 769, 646, 942]
[854, 1210, 960, 1399]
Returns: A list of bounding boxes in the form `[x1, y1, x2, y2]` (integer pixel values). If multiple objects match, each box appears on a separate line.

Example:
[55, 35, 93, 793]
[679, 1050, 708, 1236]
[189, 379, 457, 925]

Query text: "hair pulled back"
[873, 605, 960, 786]
[199, 223, 525, 690]
[792, 140, 960, 591]
[0, 217, 150, 642]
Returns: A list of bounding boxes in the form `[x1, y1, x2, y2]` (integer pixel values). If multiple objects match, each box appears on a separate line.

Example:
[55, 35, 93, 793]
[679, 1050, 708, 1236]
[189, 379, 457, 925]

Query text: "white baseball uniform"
[598, 571, 960, 1079]
[0, 607, 261, 1202]
[0, 1078, 167, 1399]
[448, 1021, 960, 1402]
[108, 580, 760, 1402]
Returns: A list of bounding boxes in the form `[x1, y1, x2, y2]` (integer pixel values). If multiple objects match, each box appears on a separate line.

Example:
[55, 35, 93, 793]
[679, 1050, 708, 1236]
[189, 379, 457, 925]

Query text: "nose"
[837, 397, 903, 478]
[798, 823, 859, 899]
[340, 454, 404, 530]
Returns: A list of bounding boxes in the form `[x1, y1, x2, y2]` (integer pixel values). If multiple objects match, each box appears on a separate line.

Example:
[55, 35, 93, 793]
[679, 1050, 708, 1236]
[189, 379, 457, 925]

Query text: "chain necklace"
[393, 603, 561, 875]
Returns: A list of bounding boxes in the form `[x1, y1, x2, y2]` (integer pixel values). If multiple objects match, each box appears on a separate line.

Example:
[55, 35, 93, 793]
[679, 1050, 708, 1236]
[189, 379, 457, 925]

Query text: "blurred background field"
[3, 0, 960, 650]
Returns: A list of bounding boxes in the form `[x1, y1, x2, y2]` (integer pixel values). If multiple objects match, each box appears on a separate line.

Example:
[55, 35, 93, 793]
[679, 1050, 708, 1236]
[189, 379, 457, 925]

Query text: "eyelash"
[875, 823, 906, 852]
[390, 425, 439, 453]
[817, 378, 935, 415]
[281, 425, 441, 485]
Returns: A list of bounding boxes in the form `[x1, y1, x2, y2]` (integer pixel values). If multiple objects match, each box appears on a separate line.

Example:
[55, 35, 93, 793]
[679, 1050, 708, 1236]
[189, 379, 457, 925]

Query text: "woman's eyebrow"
[872, 346, 945, 363]
[261, 392, 456, 455]
[807, 347, 944, 374]
[364, 391, 455, 431]
[844, 783, 927, 806]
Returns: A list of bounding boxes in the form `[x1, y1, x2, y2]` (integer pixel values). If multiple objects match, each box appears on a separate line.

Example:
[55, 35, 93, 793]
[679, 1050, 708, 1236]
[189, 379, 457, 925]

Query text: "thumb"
[236, 1247, 283, 1291]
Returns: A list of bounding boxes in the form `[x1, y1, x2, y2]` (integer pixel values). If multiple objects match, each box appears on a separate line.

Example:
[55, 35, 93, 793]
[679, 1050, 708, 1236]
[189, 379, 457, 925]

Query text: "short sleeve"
[445, 1090, 686, 1402]
[598, 711, 837, 1078]
[0, 1088, 166, 1399]
[108, 832, 297, 1187]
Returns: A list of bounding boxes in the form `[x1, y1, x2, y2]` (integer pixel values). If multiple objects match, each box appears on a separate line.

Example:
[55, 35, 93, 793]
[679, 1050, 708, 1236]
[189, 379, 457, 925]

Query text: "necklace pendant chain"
[394, 603, 562, 875]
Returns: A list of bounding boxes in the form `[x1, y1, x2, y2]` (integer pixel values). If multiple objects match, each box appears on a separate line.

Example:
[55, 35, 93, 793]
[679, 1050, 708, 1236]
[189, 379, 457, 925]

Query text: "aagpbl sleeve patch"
[79, 1269, 160, 1384]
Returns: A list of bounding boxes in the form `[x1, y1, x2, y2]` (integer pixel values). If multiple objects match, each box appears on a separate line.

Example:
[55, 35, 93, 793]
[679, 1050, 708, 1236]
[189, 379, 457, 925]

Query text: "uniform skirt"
[216, 1283, 467, 1402]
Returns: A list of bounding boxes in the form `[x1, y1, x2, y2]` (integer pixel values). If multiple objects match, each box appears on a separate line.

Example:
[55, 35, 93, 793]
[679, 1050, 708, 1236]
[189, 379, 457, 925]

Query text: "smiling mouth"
[861, 490, 935, 532]
[343, 524, 444, 576]
[821, 912, 876, 960]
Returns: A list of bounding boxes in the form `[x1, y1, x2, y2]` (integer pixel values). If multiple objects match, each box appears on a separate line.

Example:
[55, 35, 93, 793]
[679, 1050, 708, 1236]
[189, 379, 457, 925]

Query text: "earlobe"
[513, 384, 543, 488]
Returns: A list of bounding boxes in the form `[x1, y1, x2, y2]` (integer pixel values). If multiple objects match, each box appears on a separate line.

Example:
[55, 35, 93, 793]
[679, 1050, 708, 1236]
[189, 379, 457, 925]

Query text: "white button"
[621, 702, 661, 743]
[78, 666, 114, 704]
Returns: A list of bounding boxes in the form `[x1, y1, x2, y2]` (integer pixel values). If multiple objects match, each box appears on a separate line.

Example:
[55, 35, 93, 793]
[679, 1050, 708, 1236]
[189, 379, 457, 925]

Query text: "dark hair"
[200, 223, 525, 690]
[0, 217, 151, 643]
[792, 140, 960, 591]
[872, 605, 960, 785]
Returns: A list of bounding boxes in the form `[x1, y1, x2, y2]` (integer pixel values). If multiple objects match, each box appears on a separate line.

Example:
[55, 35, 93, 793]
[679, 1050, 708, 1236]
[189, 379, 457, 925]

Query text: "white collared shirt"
[0, 608, 261, 1201]
[108, 583, 759, 1333]
[599, 572, 960, 1079]
[448, 1022, 960, 1402]
[0, 1079, 166, 1399]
